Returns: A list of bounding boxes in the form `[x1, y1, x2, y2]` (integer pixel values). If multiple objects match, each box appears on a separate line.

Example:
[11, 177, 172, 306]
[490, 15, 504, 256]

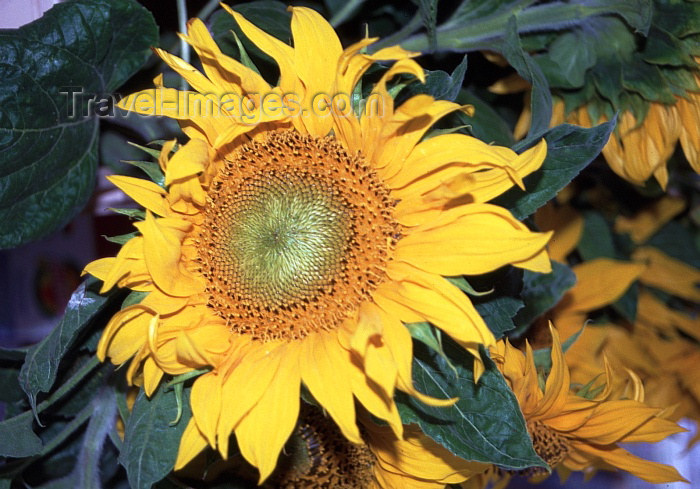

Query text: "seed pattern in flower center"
[223, 170, 352, 309]
[199, 130, 399, 341]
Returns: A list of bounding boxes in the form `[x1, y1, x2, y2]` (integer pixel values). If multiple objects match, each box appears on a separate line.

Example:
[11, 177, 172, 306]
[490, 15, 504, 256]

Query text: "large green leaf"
[397, 340, 545, 470]
[499, 121, 615, 220]
[18, 278, 112, 416]
[120, 385, 192, 489]
[0, 0, 157, 248]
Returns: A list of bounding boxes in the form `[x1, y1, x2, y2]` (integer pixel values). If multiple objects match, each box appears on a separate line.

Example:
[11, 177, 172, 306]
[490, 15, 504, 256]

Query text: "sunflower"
[262, 405, 489, 489]
[486, 325, 686, 485]
[493, 58, 700, 188]
[84, 6, 553, 482]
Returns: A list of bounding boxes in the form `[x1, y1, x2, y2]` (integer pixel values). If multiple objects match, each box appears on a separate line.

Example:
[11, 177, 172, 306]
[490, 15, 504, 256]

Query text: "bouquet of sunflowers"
[1, 1, 698, 488]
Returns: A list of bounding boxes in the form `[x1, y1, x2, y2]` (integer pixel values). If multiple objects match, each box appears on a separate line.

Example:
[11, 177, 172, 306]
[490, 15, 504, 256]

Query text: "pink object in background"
[0, 0, 61, 28]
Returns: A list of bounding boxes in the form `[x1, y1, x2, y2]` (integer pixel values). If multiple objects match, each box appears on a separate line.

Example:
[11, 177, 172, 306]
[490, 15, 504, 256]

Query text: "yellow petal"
[559, 258, 646, 314]
[395, 203, 552, 275]
[300, 332, 362, 443]
[290, 6, 342, 137]
[97, 305, 152, 364]
[529, 325, 570, 419]
[165, 138, 208, 185]
[633, 246, 700, 302]
[190, 372, 222, 448]
[235, 348, 301, 484]
[534, 202, 584, 263]
[133, 212, 200, 297]
[224, 5, 295, 91]
[614, 196, 686, 244]
[381, 262, 495, 354]
[216, 343, 282, 459]
[570, 442, 687, 484]
[107, 175, 168, 216]
[174, 420, 209, 470]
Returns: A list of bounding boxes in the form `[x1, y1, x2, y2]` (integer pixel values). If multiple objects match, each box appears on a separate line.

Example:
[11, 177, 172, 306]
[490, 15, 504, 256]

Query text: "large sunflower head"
[85, 6, 553, 482]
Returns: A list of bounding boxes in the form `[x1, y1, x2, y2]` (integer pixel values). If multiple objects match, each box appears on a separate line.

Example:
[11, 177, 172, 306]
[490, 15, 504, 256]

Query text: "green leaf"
[18, 278, 112, 417]
[534, 31, 597, 89]
[577, 211, 616, 260]
[122, 160, 166, 188]
[513, 261, 577, 332]
[457, 89, 515, 147]
[501, 15, 552, 145]
[0, 410, 43, 457]
[0, 348, 26, 403]
[397, 340, 545, 470]
[647, 221, 700, 269]
[468, 267, 524, 338]
[120, 384, 192, 489]
[0, 0, 157, 248]
[399, 56, 468, 103]
[500, 120, 615, 220]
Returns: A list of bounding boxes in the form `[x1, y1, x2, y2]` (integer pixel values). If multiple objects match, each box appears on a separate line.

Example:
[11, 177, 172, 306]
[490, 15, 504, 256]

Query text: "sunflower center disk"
[200, 131, 399, 341]
[226, 172, 352, 308]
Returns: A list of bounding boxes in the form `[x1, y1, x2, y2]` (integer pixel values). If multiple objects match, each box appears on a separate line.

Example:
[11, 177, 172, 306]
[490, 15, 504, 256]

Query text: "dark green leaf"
[399, 56, 468, 103]
[0, 0, 157, 248]
[397, 340, 545, 469]
[647, 221, 700, 269]
[457, 89, 515, 147]
[577, 211, 616, 260]
[120, 385, 192, 489]
[534, 31, 597, 89]
[513, 261, 576, 331]
[122, 160, 165, 188]
[500, 121, 615, 220]
[0, 348, 25, 403]
[468, 267, 524, 338]
[501, 15, 552, 145]
[18, 278, 111, 417]
[0, 410, 42, 457]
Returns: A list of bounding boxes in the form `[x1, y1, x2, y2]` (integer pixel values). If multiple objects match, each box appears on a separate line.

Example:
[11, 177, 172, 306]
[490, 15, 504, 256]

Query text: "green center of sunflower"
[199, 130, 400, 341]
[223, 171, 352, 309]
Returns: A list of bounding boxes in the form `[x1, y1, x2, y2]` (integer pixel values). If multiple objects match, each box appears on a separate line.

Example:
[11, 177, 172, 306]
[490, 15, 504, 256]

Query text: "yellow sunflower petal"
[395, 204, 552, 275]
[633, 246, 700, 302]
[290, 6, 342, 137]
[561, 258, 646, 314]
[174, 420, 209, 470]
[133, 212, 200, 297]
[614, 196, 686, 244]
[107, 175, 168, 216]
[570, 442, 687, 484]
[190, 372, 222, 448]
[300, 332, 362, 443]
[224, 5, 295, 91]
[216, 343, 282, 459]
[165, 138, 208, 185]
[235, 349, 301, 484]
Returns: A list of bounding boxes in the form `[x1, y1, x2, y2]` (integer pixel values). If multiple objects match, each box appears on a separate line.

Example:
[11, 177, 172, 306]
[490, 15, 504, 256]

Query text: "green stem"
[369, 12, 423, 52]
[329, 0, 366, 27]
[399, 2, 623, 52]
[176, 0, 190, 91]
[196, 0, 221, 20]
